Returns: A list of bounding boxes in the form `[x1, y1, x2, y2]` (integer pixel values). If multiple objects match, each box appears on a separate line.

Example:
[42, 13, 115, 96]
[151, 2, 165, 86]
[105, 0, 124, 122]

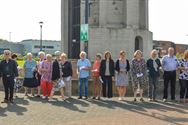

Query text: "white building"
[20, 39, 61, 55]
[61, 0, 153, 60]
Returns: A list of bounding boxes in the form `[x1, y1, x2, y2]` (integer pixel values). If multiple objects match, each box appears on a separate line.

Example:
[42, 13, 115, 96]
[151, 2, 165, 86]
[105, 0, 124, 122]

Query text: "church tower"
[61, 0, 153, 59]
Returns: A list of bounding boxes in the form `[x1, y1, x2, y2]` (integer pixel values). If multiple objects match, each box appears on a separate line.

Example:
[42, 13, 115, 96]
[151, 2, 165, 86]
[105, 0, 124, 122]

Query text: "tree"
[0, 39, 8, 42]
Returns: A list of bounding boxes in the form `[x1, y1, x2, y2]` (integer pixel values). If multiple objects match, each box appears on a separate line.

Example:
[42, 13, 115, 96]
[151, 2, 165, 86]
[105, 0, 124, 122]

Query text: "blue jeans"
[79, 78, 88, 97]
[148, 76, 159, 99]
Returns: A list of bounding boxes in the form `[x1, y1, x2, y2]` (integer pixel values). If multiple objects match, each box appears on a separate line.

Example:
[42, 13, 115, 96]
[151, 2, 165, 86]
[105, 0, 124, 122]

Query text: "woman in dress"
[131, 50, 147, 102]
[40, 54, 53, 100]
[36, 51, 46, 97]
[92, 53, 102, 100]
[115, 51, 130, 101]
[23, 53, 38, 96]
[178, 50, 188, 103]
[100, 51, 115, 98]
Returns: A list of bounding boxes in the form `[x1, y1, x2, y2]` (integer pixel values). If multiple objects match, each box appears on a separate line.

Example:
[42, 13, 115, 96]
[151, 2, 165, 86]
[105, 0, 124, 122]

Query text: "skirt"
[23, 78, 39, 88]
[116, 72, 129, 87]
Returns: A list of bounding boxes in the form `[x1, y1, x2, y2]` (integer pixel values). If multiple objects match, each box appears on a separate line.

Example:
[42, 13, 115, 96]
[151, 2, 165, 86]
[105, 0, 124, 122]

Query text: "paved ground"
[0, 91, 188, 125]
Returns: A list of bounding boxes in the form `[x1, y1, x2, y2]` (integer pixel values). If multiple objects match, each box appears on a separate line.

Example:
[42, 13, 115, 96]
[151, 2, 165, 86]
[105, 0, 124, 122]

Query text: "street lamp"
[186, 34, 188, 50]
[84, 0, 89, 57]
[9, 32, 11, 42]
[39, 21, 43, 51]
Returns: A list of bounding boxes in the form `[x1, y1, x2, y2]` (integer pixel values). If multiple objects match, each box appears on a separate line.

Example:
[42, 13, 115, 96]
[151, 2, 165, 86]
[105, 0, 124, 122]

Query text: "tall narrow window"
[135, 36, 143, 52]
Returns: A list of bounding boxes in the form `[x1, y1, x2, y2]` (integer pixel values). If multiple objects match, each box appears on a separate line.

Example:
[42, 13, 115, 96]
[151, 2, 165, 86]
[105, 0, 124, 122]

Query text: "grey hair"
[4, 50, 11, 54]
[27, 52, 33, 57]
[38, 51, 45, 56]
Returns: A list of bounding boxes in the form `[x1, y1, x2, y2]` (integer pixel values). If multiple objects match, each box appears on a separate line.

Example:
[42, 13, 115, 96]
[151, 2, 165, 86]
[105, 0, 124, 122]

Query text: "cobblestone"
[0, 91, 188, 125]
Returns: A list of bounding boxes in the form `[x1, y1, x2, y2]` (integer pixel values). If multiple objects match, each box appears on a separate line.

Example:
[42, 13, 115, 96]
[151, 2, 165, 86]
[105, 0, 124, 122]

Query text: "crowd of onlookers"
[0, 47, 188, 104]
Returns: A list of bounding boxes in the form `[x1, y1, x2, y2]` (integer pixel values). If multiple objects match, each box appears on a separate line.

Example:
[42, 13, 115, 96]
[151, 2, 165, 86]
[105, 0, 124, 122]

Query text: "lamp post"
[186, 34, 188, 50]
[9, 32, 11, 42]
[39, 21, 43, 51]
[84, 0, 89, 57]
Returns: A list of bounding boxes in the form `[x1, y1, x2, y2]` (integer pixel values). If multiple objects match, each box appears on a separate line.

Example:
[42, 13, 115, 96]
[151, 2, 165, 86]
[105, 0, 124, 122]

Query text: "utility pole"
[39, 21, 43, 51]
[84, 0, 89, 56]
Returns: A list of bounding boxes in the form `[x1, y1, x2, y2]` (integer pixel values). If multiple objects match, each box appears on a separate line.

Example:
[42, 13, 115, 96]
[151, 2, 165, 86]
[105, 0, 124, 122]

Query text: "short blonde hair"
[184, 50, 188, 60]
[120, 50, 126, 56]
[150, 49, 158, 57]
[61, 53, 67, 59]
[46, 54, 52, 58]
[134, 50, 142, 58]
[79, 51, 87, 58]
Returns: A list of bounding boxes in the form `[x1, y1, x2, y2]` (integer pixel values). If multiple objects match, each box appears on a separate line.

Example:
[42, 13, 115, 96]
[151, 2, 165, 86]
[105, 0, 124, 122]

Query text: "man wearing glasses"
[0, 50, 18, 103]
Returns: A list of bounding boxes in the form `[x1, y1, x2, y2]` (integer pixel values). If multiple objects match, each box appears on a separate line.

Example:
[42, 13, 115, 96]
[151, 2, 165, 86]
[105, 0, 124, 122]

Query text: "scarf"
[152, 58, 158, 72]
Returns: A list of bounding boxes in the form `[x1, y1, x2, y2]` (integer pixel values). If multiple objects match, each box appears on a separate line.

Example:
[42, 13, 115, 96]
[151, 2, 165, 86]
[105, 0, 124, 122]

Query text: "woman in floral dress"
[131, 50, 147, 102]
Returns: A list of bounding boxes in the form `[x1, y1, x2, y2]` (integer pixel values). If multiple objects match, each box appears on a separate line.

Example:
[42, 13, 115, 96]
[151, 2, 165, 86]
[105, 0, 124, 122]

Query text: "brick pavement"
[0, 91, 188, 125]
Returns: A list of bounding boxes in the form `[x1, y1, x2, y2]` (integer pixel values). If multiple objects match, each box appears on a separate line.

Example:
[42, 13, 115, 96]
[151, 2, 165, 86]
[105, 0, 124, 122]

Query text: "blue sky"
[0, 0, 187, 44]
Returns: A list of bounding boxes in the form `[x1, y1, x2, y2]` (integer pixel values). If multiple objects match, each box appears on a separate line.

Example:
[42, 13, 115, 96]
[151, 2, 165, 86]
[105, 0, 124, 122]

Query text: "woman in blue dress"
[115, 51, 130, 101]
[23, 53, 38, 96]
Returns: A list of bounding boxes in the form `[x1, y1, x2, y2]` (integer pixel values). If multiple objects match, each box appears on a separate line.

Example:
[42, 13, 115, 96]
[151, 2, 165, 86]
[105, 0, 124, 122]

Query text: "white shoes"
[163, 99, 167, 102]
[42, 96, 46, 99]
[48, 98, 55, 102]
[118, 97, 123, 101]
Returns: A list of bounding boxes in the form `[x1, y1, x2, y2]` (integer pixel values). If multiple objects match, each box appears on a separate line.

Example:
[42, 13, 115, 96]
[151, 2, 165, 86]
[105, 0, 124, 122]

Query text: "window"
[34, 45, 45, 48]
[46, 46, 54, 49]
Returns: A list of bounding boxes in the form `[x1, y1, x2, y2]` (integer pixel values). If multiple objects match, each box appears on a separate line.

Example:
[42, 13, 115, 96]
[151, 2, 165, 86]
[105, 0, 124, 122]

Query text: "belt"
[164, 70, 176, 73]
[3, 75, 11, 77]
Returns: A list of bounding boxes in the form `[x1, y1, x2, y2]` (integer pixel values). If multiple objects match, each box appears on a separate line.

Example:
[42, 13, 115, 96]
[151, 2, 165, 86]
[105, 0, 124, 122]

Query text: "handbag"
[58, 78, 65, 88]
[64, 76, 71, 82]
[58, 62, 65, 88]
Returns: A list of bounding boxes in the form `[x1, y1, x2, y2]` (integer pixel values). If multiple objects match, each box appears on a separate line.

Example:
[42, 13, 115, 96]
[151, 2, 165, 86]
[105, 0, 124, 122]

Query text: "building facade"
[61, 0, 153, 60]
[153, 40, 188, 58]
[20, 39, 61, 55]
[0, 41, 24, 55]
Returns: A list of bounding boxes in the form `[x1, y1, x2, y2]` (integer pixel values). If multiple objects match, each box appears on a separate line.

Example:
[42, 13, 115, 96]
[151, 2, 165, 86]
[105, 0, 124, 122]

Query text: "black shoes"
[1, 99, 8, 103]
[78, 96, 82, 99]
[140, 98, 144, 102]
[133, 98, 144, 102]
[133, 98, 137, 102]
[9, 99, 14, 104]
[35, 95, 41, 98]
[1, 99, 14, 103]
[78, 96, 88, 100]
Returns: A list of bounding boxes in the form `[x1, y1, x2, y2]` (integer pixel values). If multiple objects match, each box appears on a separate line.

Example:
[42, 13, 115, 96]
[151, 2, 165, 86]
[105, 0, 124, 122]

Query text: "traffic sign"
[80, 24, 89, 41]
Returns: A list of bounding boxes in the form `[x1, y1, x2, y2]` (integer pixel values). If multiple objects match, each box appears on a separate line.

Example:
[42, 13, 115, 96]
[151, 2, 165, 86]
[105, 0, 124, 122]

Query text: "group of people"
[0, 50, 73, 103]
[0, 47, 188, 104]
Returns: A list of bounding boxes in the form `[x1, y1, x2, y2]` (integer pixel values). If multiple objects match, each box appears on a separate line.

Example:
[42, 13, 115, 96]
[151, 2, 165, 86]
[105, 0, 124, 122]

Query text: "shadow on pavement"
[49, 98, 89, 113]
[0, 103, 28, 117]
[88, 98, 188, 125]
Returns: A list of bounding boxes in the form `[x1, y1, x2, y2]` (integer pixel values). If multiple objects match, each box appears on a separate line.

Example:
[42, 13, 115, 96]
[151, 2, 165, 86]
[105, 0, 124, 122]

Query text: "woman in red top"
[92, 53, 102, 100]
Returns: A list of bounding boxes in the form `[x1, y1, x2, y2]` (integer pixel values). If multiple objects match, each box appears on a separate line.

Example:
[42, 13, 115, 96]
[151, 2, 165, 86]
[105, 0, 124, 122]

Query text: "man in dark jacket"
[0, 50, 18, 103]
[52, 51, 61, 81]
